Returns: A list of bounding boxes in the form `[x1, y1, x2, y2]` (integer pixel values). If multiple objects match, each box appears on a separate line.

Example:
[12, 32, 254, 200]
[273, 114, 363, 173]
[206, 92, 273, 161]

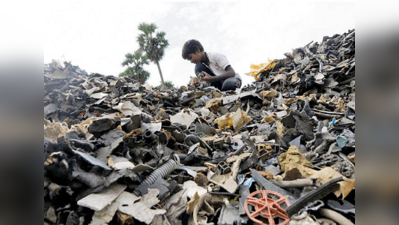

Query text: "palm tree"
[137, 23, 169, 88]
[119, 49, 150, 84]
[156, 81, 174, 90]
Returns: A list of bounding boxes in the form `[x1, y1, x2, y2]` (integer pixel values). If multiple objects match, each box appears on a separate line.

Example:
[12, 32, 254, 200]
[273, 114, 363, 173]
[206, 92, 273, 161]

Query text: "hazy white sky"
[44, 0, 355, 87]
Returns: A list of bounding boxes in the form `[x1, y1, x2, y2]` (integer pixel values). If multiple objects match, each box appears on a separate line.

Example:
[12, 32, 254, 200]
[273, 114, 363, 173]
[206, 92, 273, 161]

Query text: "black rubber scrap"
[286, 177, 343, 217]
[88, 118, 120, 136]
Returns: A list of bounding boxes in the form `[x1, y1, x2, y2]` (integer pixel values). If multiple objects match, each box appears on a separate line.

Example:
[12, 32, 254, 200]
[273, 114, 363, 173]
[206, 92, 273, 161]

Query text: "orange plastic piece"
[244, 190, 291, 225]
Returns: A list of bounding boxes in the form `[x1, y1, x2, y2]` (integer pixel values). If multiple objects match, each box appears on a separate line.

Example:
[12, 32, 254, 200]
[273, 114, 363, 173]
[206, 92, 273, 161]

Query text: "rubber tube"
[142, 155, 180, 185]
[155, 131, 169, 146]
[271, 178, 315, 188]
[319, 208, 354, 225]
[185, 134, 200, 146]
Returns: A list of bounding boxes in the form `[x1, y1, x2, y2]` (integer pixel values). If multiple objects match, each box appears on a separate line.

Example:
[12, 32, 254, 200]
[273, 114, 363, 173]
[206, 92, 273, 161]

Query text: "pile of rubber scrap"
[44, 30, 355, 225]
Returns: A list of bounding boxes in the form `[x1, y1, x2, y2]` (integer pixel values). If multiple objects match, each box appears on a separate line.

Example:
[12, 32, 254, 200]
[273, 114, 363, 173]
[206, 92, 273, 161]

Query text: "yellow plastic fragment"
[232, 108, 251, 131]
[214, 113, 234, 130]
[262, 99, 270, 105]
[261, 116, 275, 124]
[284, 163, 355, 199]
[295, 95, 317, 102]
[283, 98, 297, 106]
[335, 99, 346, 112]
[205, 99, 222, 113]
[278, 146, 313, 172]
[155, 108, 165, 120]
[259, 89, 278, 99]
[276, 121, 285, 136]
[245, 59, 279, 80]
[44, 121, 69, 143]
[319, 95, 330, 103]
[291, 73, 300, 83]
[186, 192, 200, 214]
[212, 92, 223, 98]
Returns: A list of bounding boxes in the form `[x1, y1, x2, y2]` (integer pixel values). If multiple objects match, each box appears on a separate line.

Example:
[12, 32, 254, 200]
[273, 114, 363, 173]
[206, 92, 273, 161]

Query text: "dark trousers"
[195, 63, 241, 91]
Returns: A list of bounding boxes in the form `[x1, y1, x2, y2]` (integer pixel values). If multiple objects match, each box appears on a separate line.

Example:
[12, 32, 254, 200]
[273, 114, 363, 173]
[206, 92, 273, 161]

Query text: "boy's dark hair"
[182, 39, 204, 60]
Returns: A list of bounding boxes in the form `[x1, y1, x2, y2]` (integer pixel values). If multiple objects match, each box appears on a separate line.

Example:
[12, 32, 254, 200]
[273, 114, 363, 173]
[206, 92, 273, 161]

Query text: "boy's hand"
[199, 72, 212, 82]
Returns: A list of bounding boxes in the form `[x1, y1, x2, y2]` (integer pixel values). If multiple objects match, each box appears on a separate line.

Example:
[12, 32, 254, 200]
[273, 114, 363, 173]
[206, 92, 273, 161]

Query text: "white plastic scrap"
[112, 101, 142, 117]
[141, 122, 162, 133]
[183, 180, 207, 198]
[90, 93, 109, 100]
[77, 183, 127, 211]
[170, 109, 199, 128]
[89, 191, 141, 225]
[108, 155, 135, 170]
[118, 189, 166, 224]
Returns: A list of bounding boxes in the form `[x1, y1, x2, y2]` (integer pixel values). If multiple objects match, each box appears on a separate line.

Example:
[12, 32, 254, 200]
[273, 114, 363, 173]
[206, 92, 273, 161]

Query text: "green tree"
[156, 81, 174, 90]
[137, 22, 169, 88]
[119, 49, 150, 84]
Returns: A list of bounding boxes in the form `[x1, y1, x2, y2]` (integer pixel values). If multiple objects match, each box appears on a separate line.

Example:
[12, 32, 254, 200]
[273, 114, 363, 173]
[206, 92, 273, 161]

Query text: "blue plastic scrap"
[329, 117, 336, 127]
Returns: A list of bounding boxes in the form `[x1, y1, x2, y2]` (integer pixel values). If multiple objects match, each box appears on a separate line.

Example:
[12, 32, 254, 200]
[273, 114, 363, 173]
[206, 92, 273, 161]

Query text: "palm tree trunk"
[155, 60, 165, 89]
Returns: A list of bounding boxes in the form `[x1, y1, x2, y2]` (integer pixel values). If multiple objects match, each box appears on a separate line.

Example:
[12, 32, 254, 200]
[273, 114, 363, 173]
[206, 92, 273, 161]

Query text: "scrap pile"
[44, 30, 355, 225]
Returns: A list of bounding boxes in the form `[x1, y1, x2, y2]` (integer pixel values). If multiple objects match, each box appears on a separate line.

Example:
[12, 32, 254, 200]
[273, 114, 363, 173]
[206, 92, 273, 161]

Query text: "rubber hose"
[185, 134, 200, 146]
[319, 208, 354, 225]
[142, 155, 180, 185]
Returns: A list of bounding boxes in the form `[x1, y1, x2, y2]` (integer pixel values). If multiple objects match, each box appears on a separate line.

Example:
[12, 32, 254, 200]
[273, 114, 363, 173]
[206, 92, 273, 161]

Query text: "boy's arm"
[201, 65, 235, 82]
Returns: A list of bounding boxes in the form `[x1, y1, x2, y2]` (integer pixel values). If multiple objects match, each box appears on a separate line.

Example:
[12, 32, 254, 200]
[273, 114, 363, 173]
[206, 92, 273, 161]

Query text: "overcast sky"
[44, 0, 355, 87]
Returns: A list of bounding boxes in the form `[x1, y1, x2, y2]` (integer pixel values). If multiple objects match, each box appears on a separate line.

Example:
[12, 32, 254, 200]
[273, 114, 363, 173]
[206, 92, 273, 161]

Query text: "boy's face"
[187, 50, 202, 64]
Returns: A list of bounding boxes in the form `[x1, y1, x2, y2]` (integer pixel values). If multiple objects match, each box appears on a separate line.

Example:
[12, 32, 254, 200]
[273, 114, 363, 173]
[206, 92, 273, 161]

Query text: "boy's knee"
[221, 78, 241, 91]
